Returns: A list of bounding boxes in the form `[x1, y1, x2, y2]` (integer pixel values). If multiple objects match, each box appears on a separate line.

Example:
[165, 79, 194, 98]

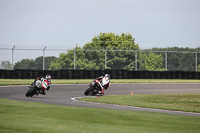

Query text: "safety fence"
[0, 69, 200, 79]
[1, 45, 200, 71]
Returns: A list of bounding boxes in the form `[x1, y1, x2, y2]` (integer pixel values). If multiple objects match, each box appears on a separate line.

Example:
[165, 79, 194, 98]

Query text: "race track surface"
[0, 83, 200, 116]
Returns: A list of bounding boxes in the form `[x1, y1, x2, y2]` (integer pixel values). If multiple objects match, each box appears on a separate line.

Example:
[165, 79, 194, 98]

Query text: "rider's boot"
[40, 90, 46, 95]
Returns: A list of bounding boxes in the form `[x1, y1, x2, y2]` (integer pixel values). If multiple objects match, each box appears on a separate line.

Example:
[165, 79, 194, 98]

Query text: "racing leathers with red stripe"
[96, 76, 110, 95]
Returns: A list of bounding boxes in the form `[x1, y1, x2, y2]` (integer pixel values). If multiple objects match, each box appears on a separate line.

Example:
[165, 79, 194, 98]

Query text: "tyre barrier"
[0, 69, 200, 79]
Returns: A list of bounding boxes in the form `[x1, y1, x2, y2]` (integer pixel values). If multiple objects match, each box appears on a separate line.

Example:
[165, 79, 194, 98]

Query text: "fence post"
[105, 47, 107, 69]
[195, 49, 198, 71]
[165, 49, 168, 71]
[43, 46, 46, 70]
[12, 46, 15, 70]
[74, 47, 76, 69]
[135, 49, 138, 71]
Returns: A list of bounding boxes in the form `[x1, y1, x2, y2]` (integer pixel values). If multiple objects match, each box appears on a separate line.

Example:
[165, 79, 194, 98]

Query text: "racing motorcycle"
[84, 76, 110, 96]
[25, 78, 51, 97]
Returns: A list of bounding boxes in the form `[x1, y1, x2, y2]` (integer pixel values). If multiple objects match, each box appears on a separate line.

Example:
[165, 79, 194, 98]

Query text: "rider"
[31, 74, 51, 95]
[96, 74, 110, 95]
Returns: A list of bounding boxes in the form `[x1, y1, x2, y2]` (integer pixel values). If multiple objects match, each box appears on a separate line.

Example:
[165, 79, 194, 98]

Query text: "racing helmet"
[105, 74, 110, 79]
[45, 74, 51, 79]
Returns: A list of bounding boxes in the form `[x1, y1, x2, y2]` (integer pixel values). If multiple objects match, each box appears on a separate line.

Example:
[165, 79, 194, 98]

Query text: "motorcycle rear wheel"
[25, 86, 37, 97]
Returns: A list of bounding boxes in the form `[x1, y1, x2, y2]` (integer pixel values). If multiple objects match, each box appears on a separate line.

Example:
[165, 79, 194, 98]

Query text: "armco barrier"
[0, 69, 200, 79]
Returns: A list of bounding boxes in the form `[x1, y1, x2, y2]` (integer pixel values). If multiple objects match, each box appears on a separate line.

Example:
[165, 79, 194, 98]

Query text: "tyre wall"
[0, 69, 200, 79]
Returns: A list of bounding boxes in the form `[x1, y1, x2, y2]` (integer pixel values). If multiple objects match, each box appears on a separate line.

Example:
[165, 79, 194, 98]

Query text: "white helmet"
[45, 74, 51, 79]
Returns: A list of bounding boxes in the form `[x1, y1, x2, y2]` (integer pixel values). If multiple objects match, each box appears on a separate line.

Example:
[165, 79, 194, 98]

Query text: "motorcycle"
[25, 78, 51, 97]
[84, 77, 110, 96]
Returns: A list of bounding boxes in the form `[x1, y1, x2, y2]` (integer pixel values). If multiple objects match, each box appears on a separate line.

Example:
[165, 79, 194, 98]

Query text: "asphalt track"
[0, 83, 200, 117]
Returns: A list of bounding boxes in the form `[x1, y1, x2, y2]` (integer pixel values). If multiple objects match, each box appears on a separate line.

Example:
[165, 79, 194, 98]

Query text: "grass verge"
[0, 98, 200, 133]
[81, 93, 200, 113]
[1, 79, 200, 86]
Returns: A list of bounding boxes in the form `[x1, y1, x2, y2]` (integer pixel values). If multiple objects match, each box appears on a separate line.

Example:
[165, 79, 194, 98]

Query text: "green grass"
[0, 79, 92, 86]
[81, 93, 200, 113]
[0, 79, 34, 86]
[0, 98, 200, 133]
[1, 79, 200, 86]
[111, 79, 200, 83]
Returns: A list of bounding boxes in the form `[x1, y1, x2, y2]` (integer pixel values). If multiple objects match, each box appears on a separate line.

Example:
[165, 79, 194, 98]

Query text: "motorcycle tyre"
[84, 86, 94, 96]
[26, 86, 37, 97]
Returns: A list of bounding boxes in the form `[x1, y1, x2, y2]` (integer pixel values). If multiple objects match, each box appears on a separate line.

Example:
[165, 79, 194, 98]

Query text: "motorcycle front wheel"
[25, 86, 37, 97]
[84, 86, 94, 95]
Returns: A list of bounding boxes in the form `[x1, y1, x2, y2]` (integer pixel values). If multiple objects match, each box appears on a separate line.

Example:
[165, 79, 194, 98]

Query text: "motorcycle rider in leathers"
[95, 74, 110, 95]
[30, 74, 51, 95]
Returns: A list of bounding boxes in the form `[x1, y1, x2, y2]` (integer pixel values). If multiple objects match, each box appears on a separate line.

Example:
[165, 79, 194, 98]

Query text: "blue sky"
[0, 0, 200, 63]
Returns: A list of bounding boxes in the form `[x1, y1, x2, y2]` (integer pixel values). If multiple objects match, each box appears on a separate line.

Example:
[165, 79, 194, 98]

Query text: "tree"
[150, 47, 197, 71]
[50, 32, 139, 70]
[50, 52, 74, 70]
[34, 56, 57, 70]
[1, 61, 12, 70]
[139, 52, 165, 71]
[14, 59, 35, 69]
[84, 32, 139, 70]
[14, 56, 58, 70]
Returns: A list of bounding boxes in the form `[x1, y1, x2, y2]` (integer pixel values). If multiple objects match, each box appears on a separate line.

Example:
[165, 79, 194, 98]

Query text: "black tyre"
[84, 86, 94, 95]
[26, 87, 37, 97]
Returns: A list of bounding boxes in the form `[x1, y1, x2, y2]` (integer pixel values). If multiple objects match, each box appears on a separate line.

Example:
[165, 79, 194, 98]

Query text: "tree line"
[0, 56, 57, 70]
[1, 32, 200, 71]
